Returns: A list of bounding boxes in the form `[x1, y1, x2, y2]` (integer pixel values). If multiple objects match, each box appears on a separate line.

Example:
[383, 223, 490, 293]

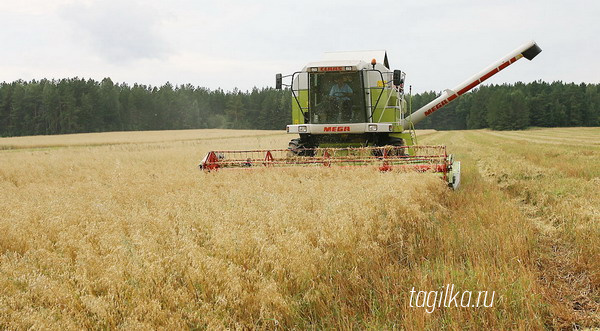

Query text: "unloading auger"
[200, 41, 542, 189]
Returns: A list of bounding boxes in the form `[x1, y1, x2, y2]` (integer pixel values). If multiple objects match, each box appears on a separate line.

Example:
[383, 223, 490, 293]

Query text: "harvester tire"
[373, 137, 405, 156]
[387, 137, 406, 156]
[288, 138, 314, 157]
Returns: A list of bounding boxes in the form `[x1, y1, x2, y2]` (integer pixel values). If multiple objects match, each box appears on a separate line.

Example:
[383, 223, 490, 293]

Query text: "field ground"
[0, 127, 598, 329]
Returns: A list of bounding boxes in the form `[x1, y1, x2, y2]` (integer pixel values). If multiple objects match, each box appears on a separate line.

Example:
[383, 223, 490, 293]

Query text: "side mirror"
[393, 70, 402, 86]
[275, 73, 282, 89]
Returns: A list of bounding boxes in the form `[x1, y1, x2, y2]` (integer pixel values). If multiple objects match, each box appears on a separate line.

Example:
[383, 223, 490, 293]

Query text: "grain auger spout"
[402, 41, 542, 128]
[200, 41, 542, 190]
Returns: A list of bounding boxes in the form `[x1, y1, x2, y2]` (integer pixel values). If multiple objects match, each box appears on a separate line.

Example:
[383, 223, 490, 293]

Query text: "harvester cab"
[200, 41, 542, 190]
[284, 50, 410, 150]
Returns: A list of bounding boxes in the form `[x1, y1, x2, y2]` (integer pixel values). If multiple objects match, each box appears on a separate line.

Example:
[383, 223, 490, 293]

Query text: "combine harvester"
[200, 41, 542, 189]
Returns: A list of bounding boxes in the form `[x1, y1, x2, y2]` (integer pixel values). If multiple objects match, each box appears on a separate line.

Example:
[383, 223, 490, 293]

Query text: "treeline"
[413, 81, 600, 130]
[1, 78, 599, 137]
[0, 78, 291, 137]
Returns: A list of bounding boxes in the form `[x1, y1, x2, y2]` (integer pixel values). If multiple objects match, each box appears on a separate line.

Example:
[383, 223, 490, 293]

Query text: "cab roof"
[321, 50, 389, 69]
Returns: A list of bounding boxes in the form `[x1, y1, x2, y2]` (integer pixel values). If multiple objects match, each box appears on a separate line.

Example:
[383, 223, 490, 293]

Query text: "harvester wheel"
[288, 138, 314, 157]
[387, 137, 406, 156]
[372, 137, 405, 156]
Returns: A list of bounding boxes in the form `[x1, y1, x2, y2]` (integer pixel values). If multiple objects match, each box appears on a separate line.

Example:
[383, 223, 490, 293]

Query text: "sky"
[1, 0, 598, 93]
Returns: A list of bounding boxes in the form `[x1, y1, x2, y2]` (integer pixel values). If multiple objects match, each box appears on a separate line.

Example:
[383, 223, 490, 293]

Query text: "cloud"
[1, 0, 598, 91]
[60, 0, 169, 64]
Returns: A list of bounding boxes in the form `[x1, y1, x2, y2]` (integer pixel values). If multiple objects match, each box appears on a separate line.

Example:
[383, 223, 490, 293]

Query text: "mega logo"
[423, 94, 457, 116]
[324, 126, 351, 132]
[318, 66, 344, 72]
[424, 100, 448, 116]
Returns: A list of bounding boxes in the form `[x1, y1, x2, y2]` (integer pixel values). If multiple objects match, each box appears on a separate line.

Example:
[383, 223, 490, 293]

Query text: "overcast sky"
[1, 0, 598, 93]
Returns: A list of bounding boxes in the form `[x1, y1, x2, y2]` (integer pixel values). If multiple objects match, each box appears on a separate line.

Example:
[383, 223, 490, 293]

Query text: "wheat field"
[0, 128, 598, 329]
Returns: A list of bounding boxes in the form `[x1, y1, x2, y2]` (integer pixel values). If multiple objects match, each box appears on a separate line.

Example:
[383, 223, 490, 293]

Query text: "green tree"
[99, 78, 121, 131]
[224, 90, 245, 129]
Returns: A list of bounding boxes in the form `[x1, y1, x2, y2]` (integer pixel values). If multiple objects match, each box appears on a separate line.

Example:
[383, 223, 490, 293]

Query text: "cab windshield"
[308, 71, 366, 124]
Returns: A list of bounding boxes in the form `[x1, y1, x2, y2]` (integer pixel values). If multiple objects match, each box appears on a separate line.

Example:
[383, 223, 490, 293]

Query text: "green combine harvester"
[201, 41, 542, 190]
